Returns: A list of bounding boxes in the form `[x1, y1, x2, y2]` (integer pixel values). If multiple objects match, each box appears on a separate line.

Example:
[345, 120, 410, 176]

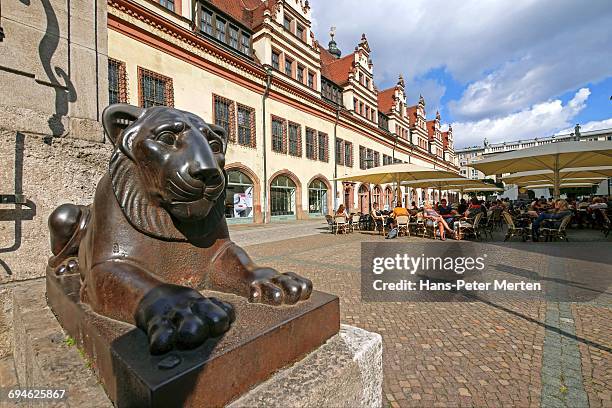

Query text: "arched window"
[271, 175, 296, 216]
[226, 170, 254, 219]
[384, 186, 393, 208]
[308, 179, 328, 215]
[372, 186, 382, 208]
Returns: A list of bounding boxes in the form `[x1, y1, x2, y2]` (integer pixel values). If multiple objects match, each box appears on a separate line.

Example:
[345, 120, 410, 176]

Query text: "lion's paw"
[135, 284, 235, 355]
[248, 270, 313, 305]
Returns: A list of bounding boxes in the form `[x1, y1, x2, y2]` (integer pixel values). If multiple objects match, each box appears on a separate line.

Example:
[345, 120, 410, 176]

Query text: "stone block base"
[11, 279, 382, 407]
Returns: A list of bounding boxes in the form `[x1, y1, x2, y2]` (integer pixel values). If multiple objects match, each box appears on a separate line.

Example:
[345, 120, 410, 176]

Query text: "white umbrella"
[502, 166, 612, 185]
[524, 182, 598, 189]
[335, 163, 458, 208]
[403, 178, 490, 202]
[463, 186, 505, 192]
[469, 141, 612, 198]
[334, 163, 458, 184]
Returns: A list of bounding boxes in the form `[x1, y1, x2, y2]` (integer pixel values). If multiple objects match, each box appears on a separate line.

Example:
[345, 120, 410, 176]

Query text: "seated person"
[335, 204, 349, 220]
[409, 201, 419, 216]
[589, 197, 608, 210]
[437, 198, 457, 227]
[464, 197, 483, 218]
[457, 198, 468, 215]
[387, 204, 409, 231]
[371, 203, 385, 231]
[532, 199, 572, 240]
[423, 201, 455, 240]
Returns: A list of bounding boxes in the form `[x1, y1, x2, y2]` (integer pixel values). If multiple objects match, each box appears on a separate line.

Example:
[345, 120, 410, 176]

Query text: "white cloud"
[558, 118, 612, 135]
[452, 88, 591, 147]
[309, 0, 612, 121]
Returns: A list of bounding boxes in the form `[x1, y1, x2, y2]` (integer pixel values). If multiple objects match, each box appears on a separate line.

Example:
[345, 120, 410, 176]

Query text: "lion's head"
[102, 104, 228, 241]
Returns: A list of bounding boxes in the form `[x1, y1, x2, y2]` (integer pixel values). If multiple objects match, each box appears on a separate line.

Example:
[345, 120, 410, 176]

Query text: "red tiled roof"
[207, 0, 270, 29]
[320, 52, 354, 86]
[377, 88, 396, 114]
[426, 120, 436, 140]
[406, 105, 418, 126]
[442, 131, 449, 148]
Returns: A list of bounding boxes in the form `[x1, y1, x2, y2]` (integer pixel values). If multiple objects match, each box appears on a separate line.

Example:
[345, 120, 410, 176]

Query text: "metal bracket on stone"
[0, 194, 26, 204]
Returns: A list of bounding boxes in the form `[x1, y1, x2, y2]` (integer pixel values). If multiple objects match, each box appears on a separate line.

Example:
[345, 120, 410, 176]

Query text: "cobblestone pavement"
[231, 221, 612, 408]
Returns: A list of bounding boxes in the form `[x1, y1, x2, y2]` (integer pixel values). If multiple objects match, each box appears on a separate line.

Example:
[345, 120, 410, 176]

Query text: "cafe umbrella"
[469, 141, 612, 198]
[502, 166, 612, 186]
[334, 163, 458, 210]
[402, 177, 491, 202]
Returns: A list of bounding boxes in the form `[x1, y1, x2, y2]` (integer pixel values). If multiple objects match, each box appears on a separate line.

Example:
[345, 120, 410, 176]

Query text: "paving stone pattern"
[235, 220, 611, 408]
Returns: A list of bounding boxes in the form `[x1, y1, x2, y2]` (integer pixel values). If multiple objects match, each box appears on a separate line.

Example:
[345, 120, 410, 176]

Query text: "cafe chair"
[396, 215, 409, 237]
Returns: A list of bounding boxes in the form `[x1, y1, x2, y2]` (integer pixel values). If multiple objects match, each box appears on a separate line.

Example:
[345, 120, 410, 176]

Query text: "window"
[306, 128, 317, 160]
[201, 9, 213, 35]
[213, 95, 234, 140]
[359, 146, 366, 170]
[225, 170, 254, 219]
[318, 132, 328, 162]
[272, 116, 286, 153]
[215, 18, 226, 42]
[308, 72, 314, 89]
[272, 51, 280, 70]
[237, 104, 255, 147]
[271, 176, 296, 216]
[354, 98, 358, 111]
[378, 112, 389, 130]
[297, 65, 304, 83]
[344, 141, 353, 167]
[229, 26, 239, 49]
[288, 122, 301, 156]
[373, 151, 380, 167]
[321, 78, 343, 106]
[383, 154, 392, 166]
[284, 15, 292, 31]
[284, 58, 293, 77]
[336, 138, 344, 165]
[308, 179, 328, 215]
[296, 24, 304, 40]
[159, 0, 174, 12]
[365, 78, 370, 89]
[138, 67, 173, 108]
[240, 33, 251, 55]
[108, 58, 127, 104]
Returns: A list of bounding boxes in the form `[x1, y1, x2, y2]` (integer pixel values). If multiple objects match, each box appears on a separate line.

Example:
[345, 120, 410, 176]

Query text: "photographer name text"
[372, 279, 541, 292]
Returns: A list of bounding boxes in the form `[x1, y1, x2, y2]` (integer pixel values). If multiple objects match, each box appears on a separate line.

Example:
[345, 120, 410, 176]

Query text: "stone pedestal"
[12, 280, 383, 407]
[46, 269, 342, 407]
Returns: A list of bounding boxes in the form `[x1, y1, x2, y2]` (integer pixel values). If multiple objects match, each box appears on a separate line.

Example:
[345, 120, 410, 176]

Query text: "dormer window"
[240, 34, 250, 56]
[284, 15, 292, 31]
[199, 5, 253, 57]
[201, 10, 213, 35]
[215, 18, 226, 42]
[159, 0, 174, 12]
[296, 24, 305, 40]
[229, 25, 239, 49]
[284, 57, 293, 77]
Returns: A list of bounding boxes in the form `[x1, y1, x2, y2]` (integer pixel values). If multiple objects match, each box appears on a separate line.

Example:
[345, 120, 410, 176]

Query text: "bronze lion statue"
[47, 104, 312, 354]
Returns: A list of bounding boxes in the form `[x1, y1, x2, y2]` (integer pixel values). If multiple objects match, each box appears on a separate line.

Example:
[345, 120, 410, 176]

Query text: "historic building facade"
[106, 0, 459, 223]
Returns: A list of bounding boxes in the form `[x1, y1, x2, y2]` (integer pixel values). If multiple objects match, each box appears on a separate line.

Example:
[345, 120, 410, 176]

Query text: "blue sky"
[309, 0, 612, 147]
